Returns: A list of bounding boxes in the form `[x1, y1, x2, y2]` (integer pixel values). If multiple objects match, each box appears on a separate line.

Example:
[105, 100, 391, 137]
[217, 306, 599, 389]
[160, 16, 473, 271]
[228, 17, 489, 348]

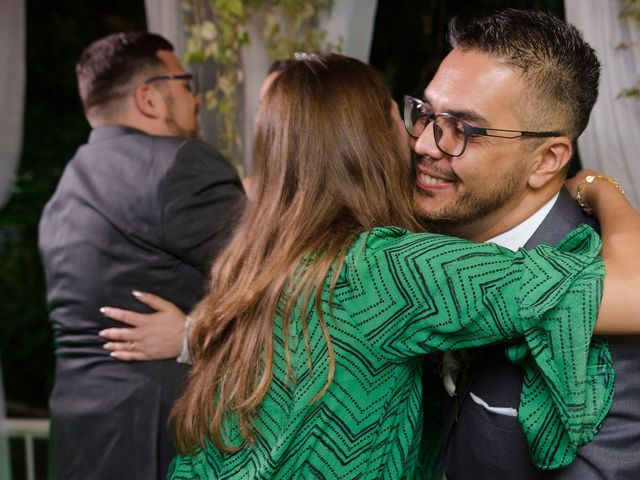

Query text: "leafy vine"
[618, 0, 640, 99]
[181, 0, 337, 170]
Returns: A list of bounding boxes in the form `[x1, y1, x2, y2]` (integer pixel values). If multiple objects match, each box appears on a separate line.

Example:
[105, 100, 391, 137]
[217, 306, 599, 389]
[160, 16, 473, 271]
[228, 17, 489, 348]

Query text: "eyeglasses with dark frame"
[143, 73, 197, 94]
[403, 95, 562, 157]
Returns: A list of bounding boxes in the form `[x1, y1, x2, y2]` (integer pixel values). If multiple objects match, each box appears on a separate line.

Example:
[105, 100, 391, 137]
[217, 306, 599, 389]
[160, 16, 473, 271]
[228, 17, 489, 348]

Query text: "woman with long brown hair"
[164, 53, 640, 479]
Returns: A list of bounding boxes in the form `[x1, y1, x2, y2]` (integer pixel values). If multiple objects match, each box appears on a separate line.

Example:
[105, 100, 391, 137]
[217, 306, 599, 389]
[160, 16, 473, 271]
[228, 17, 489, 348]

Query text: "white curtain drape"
[0, 0, 26, 209]
[144, 0, 186, 57]
[143, 0, 378, 170]
[317, 0, 379, 62]
[565, 0, 640, 208]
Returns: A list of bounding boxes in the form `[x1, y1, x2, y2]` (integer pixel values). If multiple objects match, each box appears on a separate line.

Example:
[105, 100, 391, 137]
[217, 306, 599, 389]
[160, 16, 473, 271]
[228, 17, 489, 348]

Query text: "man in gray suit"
[38, 32, 244, 479]
[405, 9, 640, 479]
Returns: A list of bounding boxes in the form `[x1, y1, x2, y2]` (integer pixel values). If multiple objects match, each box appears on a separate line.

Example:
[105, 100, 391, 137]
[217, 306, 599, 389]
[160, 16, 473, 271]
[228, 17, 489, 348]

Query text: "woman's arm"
[566, 170, 640, 334]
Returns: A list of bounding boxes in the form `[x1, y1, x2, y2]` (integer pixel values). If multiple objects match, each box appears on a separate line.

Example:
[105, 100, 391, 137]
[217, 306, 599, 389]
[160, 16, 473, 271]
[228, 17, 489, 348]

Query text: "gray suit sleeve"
[159, 140, 245, 273]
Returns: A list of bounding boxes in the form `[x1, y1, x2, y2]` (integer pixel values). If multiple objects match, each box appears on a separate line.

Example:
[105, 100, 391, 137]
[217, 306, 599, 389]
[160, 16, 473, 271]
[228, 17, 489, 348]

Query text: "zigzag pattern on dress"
[170, 225, 611, 479]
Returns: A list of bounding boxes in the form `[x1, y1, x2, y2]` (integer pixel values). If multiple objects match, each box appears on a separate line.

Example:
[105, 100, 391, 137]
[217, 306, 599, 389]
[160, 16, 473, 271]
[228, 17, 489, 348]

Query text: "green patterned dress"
[169, 226, 613, 479]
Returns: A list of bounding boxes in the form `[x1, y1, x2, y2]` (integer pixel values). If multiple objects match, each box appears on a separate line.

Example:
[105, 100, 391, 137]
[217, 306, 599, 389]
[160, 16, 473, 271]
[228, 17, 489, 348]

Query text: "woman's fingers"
[99, 326, 133, 341]
[131, 290, 180, 313]
[99, 306, 143, 327]
[102, 340, 148, 361]
[108, 347, 147, 361]
[109, 351, 146, 361]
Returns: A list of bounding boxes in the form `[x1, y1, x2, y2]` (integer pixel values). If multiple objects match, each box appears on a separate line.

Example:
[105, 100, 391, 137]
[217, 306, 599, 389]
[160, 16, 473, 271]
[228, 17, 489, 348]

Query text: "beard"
[165, 113, 198, 139]
[162, 91, 199, 139]
[415, 162, 523, 234]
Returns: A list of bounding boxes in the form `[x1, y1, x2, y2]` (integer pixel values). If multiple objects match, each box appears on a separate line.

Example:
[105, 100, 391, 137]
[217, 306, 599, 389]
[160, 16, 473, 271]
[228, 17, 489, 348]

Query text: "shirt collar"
[487, 192, 560, 251]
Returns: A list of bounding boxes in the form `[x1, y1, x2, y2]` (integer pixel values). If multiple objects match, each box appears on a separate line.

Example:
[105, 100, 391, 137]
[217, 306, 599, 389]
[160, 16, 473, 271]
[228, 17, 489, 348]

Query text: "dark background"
[369, 0, 565, 101]
[0, 0, 563, 425]
[0, 0, 148, 418]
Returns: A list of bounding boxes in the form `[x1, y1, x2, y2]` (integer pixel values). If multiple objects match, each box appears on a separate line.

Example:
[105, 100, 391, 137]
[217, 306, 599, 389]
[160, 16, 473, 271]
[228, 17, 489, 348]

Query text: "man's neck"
[486, 193, 559, 250]
[87, 107, 173, 137]
[438, 186, 563, 242]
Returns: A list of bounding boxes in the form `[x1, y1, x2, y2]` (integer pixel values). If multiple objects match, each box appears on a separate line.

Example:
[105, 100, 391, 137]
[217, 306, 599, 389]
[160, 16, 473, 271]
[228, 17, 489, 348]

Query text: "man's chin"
[413, 188, 441, 219]
[413, 196, 467, 233]
[165, 118, 199, 140]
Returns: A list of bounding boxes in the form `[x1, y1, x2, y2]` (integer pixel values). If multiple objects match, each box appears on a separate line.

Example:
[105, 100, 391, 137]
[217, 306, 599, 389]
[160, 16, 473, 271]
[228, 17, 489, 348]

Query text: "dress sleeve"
[159, 140, 245, 273]
[339, 225, 612, 469]
[340, 225, 604, 359]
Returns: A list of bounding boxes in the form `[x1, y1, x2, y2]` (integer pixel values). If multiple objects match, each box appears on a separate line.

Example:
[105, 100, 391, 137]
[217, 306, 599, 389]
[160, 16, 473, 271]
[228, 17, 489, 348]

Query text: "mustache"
[414, 155, 459, 182]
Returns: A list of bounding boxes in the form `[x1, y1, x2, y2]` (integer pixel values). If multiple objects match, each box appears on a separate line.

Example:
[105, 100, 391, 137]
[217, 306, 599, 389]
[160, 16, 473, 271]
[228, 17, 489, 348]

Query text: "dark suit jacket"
[38, 125, 245, 480]
[442, 188, 640, 479]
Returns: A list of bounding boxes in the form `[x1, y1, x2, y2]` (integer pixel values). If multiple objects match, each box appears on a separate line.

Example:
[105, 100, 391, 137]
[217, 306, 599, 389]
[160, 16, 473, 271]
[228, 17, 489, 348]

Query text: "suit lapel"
[524, 188, 598, 248]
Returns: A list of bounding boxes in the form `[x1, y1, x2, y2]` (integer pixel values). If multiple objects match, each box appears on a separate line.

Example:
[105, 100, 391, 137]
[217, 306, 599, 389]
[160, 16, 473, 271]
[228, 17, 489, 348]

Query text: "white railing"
[6, 418, 49, 480]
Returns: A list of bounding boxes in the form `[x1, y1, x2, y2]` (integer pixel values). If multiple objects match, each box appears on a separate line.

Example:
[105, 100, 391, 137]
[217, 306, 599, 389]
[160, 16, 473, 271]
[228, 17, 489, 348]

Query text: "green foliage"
[182, 0, 336, 171]
[262, 0, 336, 61]
[620, 0, 640, 23]
[618, 0, 640, 99]
[618, 85, 640, 99]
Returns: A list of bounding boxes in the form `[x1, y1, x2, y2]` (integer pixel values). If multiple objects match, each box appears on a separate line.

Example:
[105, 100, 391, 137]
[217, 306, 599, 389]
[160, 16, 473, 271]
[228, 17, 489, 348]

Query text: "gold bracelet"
[575, 174, 625, 214]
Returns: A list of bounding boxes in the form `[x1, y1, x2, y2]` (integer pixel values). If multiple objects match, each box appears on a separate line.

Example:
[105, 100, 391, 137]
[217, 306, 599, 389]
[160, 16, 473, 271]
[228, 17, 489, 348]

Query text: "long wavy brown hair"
[171, 53, 423, 454]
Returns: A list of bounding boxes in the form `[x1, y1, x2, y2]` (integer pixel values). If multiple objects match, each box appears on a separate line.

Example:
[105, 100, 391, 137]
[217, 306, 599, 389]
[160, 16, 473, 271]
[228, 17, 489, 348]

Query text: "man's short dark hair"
[448, 9, 600, 140]
[76, 31, 174, 113]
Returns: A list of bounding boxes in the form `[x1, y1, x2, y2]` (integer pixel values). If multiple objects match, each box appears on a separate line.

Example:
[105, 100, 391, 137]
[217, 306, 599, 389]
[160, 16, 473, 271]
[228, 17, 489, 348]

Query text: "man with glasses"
[406, 9, 640, 479]
[38, 32, 244, 480]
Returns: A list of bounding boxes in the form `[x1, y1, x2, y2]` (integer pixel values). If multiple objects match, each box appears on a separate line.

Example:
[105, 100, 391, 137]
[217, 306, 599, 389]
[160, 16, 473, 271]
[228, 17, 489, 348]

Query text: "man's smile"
[415, 158, 457, 190]
[418, 172, 449, 185]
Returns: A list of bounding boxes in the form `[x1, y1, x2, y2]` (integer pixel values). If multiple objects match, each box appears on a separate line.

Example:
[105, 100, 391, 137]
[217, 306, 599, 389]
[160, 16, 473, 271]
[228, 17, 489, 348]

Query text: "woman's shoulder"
[343, 224, 602, 283]
[351, 224, 600, 255]
[348, 226, 469, 258]
[352, 226, 420, 248]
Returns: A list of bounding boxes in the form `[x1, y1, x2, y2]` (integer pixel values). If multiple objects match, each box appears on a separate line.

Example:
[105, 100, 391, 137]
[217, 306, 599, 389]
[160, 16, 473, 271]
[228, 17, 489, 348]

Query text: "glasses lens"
[403, 97, 427, 138]
[433, 115, 467, 156]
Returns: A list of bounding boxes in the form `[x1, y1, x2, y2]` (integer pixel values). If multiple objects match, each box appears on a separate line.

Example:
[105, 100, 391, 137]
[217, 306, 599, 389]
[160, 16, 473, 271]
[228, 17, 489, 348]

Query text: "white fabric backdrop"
[144, 0, 379, 169]
[144, 0, 185, 57]
[565, 0, 640, 208]
[0, 0, 26, 209]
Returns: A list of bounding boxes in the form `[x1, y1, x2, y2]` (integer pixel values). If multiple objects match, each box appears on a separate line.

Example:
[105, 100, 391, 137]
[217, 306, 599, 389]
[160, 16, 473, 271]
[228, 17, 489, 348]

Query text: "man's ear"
[134, 84, 165, 119]
[528, 137, 573, 189]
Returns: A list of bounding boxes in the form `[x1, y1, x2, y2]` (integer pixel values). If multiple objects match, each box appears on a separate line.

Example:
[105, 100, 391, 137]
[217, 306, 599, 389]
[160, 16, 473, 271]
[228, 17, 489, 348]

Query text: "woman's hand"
[99, 291, 186, 361]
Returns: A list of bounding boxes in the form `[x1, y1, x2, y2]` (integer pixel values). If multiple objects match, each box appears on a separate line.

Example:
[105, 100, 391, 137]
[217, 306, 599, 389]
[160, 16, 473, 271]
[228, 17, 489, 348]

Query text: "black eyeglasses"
[144, 73, 197, 94]
[403, 95, 562, 157]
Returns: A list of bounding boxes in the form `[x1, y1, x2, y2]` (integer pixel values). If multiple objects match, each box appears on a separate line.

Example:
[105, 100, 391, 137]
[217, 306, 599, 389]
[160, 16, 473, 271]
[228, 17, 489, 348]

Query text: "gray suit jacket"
[442, 188, 640, 479]
[39, 125, 244, 480]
